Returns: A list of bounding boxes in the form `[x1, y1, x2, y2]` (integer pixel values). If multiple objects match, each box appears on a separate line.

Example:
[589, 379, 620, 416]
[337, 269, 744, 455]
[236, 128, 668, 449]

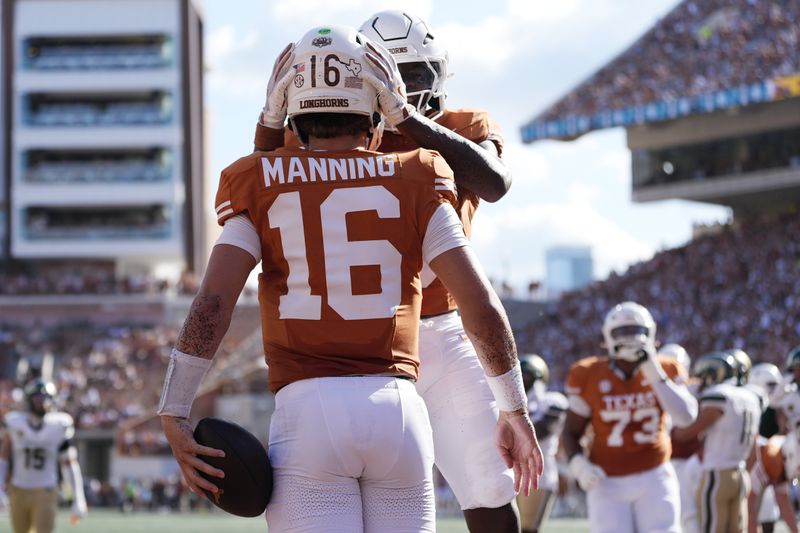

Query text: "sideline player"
[0, 380, 87, 533]
[674, 352, 763, 533]
[563, 301, 698, 533]
[158, 25, 542, 533]
[517, 354, 567, 533]
[252, 11, 519, 532]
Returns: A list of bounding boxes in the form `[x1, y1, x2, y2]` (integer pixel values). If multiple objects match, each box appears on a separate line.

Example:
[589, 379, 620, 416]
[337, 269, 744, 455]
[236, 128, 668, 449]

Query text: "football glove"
[259, 43, 296, 129]
[361, 40, 416, 127]
[637, 341, 668, 385]
[568, 454, 606, 492]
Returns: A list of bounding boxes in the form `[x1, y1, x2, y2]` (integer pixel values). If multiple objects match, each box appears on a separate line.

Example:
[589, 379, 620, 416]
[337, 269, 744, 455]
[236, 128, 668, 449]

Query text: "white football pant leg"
[417, 312, 515, 510]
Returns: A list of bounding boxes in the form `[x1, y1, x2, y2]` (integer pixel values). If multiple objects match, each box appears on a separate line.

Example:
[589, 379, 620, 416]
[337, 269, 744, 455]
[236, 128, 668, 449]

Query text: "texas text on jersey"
[566, 355, 684, 476]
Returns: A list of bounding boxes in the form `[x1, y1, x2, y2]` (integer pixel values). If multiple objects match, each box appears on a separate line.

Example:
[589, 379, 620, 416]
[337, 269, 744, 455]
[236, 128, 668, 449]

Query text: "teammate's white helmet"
[602, 301, 656, 362]
[748, 363, 782, 396]
[359, 10, 448, 121]
[287, 25, 383, 148]
[659, 343, 691, 371]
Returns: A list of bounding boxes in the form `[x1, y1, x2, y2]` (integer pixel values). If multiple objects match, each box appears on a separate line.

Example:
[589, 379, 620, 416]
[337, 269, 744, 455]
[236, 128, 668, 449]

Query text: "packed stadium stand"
[522, 0, 800, 141]
[517, 0, 800, 392]
[516, 211, 800, 389]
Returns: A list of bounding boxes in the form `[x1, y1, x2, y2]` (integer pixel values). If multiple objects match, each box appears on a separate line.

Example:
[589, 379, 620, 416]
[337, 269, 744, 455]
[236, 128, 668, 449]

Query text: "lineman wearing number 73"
[562, 301, 698, 533]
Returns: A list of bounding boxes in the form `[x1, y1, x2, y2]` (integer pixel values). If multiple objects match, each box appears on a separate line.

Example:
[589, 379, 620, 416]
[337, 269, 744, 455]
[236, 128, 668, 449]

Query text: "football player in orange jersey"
[562, 302, 698, 533]
[158, 25, 542, 533]
[253, 11, 520, 533]
[748, 431, 800, 533]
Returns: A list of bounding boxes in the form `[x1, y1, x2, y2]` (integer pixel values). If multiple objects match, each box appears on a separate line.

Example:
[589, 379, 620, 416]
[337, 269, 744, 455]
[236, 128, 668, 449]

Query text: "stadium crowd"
[518, 212, 800, 389]
[0, 267, 198, 295]
[538, 0, 800, 121]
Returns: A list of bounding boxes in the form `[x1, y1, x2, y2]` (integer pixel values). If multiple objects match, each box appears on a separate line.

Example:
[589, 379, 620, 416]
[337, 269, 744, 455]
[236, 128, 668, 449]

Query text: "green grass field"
[6, 510, 796, 532]
[3, 509, 591, 532]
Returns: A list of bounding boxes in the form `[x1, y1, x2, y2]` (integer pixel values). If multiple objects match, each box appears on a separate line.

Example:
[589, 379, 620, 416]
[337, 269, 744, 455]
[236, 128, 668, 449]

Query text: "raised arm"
[395, 115, 511, 202]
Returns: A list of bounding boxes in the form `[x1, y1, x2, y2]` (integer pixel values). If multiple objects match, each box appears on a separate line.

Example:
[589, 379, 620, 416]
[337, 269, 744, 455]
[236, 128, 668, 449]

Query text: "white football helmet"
[359, 10, 448, 122]
[286, 25, 383, 149]
[748, 362, 782, 397]
[602, 302, 656, 362]
[659, 343, 691, 371]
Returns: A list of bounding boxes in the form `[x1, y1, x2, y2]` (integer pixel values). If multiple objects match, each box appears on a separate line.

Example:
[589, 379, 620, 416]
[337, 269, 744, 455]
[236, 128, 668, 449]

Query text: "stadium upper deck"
[521, 0, 800, 143]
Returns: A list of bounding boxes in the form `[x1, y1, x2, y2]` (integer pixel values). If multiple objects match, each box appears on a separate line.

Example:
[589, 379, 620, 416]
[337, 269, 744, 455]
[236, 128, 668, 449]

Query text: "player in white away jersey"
[0, 380, 87, 533]
[517, 354, 568, 533]
[674, 352, 763, 533]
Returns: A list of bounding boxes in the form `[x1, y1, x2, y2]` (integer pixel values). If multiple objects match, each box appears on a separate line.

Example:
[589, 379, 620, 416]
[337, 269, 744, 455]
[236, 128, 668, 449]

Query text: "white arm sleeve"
[651, 380, 698, 428]
[422, 203, 469, 265]
[215, 214, 261, 262]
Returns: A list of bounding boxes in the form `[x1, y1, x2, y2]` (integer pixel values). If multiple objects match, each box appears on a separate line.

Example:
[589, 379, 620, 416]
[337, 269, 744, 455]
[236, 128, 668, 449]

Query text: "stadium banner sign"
[521, 76, 798, 143]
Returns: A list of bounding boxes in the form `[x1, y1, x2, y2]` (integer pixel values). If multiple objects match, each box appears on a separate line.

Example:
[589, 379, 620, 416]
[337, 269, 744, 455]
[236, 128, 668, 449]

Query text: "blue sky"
[202, 0, 730, 294]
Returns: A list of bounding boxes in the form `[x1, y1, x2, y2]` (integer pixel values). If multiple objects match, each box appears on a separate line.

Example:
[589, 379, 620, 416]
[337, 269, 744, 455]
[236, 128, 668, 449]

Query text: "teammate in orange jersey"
[252, 11, 520, 533]
[748, 433, 800, 533]
[562, 302, 698, 533]
[158, 25, 542, 533]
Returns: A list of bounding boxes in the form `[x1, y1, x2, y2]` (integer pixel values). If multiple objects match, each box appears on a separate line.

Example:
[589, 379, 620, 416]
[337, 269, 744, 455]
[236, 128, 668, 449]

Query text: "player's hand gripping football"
[361, 40, 416, 127]
[161, 415, 226, 496]
[495, 409, 544, 496]
[259, 42, 296, 129]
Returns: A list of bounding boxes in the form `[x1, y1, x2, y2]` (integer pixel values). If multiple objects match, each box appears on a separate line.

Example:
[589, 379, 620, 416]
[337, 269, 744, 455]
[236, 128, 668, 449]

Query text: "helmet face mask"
[359, 10, 448, 124]
[24, 379, 56, 417]
[602, 302, 656, 363]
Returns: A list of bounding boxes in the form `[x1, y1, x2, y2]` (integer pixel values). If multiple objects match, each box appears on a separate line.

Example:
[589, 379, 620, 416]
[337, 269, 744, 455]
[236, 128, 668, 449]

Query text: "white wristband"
[156, 348, 212, 418]
[486, 362, 528, 412]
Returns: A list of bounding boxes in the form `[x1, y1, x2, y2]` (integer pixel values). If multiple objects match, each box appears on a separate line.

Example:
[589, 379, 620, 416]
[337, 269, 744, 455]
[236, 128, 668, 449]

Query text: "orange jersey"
[380, 109, 503, 316]
[262, 109, 503, 316]
[215, 147, 457, 393]
[565, 356, 685, 476]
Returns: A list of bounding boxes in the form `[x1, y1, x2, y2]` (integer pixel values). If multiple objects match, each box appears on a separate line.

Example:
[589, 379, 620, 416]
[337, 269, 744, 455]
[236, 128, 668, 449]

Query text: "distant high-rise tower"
[2, 0, 205, 275]
[545, 245, 593, 299]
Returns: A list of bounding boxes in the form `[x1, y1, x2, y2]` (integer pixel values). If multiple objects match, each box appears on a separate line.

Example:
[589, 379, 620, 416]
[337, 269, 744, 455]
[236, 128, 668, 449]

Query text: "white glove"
[637, 342, 668, 385]
[258, 42, 296, 129]
[568, 454, 606, 491]
[361, 40, 416, 127]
